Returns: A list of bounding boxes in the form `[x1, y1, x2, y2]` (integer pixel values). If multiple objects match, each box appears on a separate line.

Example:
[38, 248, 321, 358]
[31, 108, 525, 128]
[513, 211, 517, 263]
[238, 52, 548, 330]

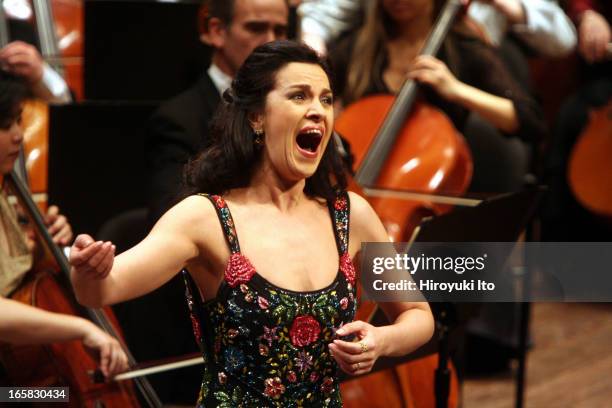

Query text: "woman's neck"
[391, 12, 433, 44]
[236, 165, 308, 212]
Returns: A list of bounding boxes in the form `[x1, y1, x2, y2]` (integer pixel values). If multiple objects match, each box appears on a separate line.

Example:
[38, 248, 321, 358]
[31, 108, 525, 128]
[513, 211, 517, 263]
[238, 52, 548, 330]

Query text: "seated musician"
[330, 0, 545, 140]
[542, 0, 611, 241]
[0, 71, 125, 379]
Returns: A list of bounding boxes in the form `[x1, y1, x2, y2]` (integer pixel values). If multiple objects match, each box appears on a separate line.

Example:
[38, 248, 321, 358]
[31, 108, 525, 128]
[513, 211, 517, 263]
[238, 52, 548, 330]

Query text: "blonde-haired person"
[328, 0, 546, 192]
[325, 0, 548, 374]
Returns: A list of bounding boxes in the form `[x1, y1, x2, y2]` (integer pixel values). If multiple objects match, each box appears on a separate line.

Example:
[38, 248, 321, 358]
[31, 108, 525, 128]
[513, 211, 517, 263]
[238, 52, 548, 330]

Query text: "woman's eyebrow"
[285, 84, 332, 94]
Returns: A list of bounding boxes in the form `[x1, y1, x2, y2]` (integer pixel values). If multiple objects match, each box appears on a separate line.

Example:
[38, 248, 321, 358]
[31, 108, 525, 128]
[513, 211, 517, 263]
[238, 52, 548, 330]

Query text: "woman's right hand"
[69, 234, 116, 280]
[81, 321, 129, 378]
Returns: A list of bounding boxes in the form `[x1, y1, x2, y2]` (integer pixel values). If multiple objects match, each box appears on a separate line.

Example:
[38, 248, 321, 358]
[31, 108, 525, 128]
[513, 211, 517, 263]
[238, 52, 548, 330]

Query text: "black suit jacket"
[145, 72, 221, 224]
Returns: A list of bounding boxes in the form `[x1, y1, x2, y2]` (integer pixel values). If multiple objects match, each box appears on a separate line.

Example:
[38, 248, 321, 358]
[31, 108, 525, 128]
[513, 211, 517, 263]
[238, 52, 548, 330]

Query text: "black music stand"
[415, 187, 543, 408]
[345, 188, 544, 408]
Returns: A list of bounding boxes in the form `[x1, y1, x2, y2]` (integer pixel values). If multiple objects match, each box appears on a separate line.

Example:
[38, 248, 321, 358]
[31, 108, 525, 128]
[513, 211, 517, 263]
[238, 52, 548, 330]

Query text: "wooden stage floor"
[463, 303, 612, 407]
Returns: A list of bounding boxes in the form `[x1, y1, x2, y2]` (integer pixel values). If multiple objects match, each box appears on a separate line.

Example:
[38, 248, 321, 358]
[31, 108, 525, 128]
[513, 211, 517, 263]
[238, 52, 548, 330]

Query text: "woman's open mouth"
[296, 128, 323, 158]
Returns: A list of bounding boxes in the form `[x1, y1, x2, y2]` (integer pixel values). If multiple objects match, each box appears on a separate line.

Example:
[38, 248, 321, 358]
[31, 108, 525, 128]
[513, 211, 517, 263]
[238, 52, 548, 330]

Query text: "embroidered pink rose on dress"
[224, 253, 256, 287]
[289, 315, 321, 347]
[340, 253, 356, 285]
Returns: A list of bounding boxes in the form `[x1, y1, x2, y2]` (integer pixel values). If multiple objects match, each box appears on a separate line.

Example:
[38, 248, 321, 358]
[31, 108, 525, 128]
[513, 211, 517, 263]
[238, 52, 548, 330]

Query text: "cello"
[42, 0, 84, 100]
[0, 0, 55, 211]
[335, 0, 472, 406]
[567, 97, 612, 220]
[1, 171, 162, 407]
[24, 0, 80, 212]
[2, 0, 81, 212]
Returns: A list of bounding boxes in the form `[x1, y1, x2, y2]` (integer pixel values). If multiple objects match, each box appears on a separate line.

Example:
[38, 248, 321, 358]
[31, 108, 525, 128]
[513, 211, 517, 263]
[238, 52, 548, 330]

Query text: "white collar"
[207, 63, 232, 95]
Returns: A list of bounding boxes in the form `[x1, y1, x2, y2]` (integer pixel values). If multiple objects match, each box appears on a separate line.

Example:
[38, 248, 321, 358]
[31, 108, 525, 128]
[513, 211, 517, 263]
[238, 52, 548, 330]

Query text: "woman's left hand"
[408, 55, 462, 102]
[328, 320, 383, 376]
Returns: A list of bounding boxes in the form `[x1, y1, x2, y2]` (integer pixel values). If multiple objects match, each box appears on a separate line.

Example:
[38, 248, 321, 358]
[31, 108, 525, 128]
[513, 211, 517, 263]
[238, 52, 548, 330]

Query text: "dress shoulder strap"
[181, 269, 204, 349]
[198, 194, 241, 254]
[328, 191, 350, 256]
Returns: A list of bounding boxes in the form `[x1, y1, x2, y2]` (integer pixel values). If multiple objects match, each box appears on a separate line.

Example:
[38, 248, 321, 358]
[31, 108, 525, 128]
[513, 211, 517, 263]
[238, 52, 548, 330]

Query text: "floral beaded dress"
[182, 192, 357, 407]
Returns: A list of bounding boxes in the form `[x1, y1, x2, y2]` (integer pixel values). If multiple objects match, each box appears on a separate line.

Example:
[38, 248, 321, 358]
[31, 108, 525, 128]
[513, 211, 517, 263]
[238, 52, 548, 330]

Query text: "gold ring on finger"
[355, 362, 361, 370]
[359, 341, 368, 353]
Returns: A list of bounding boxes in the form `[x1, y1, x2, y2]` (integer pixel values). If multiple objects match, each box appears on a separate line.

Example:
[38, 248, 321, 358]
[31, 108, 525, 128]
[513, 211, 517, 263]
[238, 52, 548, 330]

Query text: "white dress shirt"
[207, 63, 232, 96]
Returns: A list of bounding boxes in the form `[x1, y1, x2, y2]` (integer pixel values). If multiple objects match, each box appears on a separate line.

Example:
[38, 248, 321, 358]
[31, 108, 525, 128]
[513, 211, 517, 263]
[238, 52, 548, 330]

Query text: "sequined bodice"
[183, 193, 357, 407]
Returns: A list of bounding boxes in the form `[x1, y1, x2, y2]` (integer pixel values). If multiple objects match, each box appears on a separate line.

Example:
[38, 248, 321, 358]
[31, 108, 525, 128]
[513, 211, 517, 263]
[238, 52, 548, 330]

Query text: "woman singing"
[69, 40, 433, 407]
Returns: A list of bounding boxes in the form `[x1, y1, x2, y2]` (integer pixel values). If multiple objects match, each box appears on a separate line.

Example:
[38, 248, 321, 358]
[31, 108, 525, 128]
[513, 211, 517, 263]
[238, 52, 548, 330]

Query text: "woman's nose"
[308, 99, 328, 119]
[306, 107, 323, 121]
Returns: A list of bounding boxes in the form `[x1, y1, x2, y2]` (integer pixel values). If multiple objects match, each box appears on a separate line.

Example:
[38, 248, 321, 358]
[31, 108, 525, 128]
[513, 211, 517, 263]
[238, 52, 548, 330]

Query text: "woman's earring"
[254, 129, 264, 146]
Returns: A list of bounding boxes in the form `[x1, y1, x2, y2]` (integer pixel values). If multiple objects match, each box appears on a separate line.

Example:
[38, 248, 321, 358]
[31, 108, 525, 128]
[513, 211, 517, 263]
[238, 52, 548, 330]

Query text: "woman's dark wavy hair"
[183, 40, 348, 200]
[0, 70, 29, 126]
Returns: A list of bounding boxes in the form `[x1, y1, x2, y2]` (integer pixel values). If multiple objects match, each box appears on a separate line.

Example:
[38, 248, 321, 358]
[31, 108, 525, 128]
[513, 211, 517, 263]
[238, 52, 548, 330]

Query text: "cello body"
[336, 95, 471, 407]
[1, 271, 141, 407]
[567, 98, 612, 220]
[22, 99, 49, 211]
[337, 95, 472, 241]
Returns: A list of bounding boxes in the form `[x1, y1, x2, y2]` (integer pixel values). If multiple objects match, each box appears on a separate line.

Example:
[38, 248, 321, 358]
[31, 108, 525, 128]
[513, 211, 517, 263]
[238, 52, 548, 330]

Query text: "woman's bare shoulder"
[155, 195, 220, 235]
[347, 191, 375, 220]
[347, 191, 388, 244]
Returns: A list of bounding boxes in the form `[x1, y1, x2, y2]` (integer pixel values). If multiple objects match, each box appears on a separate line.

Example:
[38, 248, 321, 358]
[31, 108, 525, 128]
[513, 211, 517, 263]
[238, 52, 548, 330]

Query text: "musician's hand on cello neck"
[408, 55, 462, 102]
[44, 205, 73, 246]
[0, 41, 44, 84]
[0, 297, 128, 378]
[408, 55, 519, 133]
[0, 41, 68, 102]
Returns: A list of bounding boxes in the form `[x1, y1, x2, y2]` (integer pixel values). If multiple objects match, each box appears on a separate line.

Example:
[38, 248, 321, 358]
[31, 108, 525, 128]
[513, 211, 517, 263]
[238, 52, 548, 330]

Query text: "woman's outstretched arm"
[70, 195, 215, 308]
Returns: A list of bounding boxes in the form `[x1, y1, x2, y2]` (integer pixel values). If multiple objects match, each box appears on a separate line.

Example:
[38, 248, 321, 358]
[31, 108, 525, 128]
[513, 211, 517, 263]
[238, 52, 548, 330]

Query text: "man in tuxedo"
[146, 0, 289, 224]
[139, 0, 288, 403]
